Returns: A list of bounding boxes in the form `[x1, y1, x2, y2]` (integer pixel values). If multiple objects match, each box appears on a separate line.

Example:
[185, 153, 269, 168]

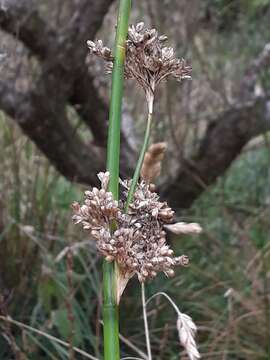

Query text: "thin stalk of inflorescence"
[124, 111, 152, 211]
[125, 90, 154, 212]
[124, 95, 154, 358]
[124, 90, 154, 358]
[103, 1, 131, 359]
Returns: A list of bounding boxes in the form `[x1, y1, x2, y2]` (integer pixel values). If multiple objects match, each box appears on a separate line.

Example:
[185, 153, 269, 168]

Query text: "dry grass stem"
[119, 334, 148, 360]
[146, 292, 200, 360]
[0, 316, 99, 360]
[141, 283, 152, 360]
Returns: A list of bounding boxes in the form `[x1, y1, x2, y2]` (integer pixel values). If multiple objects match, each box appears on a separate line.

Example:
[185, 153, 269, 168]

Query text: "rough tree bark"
[163, 96, 270, 208]
[0, 0, 270, 210]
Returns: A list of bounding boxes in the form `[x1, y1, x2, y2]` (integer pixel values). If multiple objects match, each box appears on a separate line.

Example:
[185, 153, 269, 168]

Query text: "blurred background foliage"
[1, 0, 270, 359]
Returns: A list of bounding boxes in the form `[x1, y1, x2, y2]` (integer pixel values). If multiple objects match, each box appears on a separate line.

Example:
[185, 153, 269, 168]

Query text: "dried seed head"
[71, 172, 122, 234]
[177, 313, 200, 360]
[165, 269, 175, 277]
[141, 142, 167, 183]
[176, 255, 190, 266]
[72, 173, 201, 287]
[87, 40, 113, 61]
[87, 23, 191, 111]
[164, 222, 202, 235]
[125, 180, 174, 224]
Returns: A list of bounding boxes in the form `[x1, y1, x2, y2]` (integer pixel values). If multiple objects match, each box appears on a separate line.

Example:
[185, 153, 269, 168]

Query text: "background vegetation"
[0, 0, 270, 359]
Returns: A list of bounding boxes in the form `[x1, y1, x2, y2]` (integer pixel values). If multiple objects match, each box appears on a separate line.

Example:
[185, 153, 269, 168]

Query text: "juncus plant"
[73, 2, 201, 359]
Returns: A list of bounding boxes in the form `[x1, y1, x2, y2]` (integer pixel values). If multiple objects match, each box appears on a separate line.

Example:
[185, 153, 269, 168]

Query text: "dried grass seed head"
[72, 173, 201, 284]
[72, 171, 122, 232]
[87, 22, 191, 111]
[141, 142, 167, 184]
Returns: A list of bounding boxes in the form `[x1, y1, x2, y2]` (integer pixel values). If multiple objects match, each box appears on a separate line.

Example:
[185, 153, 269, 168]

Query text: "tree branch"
[0, 73, 105, 185]
[71, 69, 136, 172]
[162, 96, 270, 209]
[0, 0, 114, 134]
[239, 42, 270, 100]
[0, 0, 56, 58]
[1, 1, 270, 212]
[0, 0, 130, 179]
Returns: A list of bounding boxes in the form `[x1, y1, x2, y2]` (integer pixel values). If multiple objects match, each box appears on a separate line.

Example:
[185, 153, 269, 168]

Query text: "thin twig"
[125, 111, 153, 212]
[119, 334, 148, 360]
[0, 316, 99, 360]
[146, 292, 179, 314]
[0, 299, 24, 360]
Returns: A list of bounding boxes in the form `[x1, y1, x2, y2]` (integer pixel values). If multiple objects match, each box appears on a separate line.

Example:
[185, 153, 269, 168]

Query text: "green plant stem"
[124, 111, 153, 212]
[103, 1, 131, 360]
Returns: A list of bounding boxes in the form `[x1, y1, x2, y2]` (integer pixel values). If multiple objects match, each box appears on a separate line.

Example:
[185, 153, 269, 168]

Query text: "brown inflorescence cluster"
[72, 172, 201, 283]
[87, 22, 191, 111]
[140, 142, 167, 184]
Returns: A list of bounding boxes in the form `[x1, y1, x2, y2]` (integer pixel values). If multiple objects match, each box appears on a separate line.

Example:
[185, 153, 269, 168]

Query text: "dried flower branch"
[146, 292, 200, 360]
[164, 222, 202, 235]
[72, 172, 201, 286]
[140, 142, 167, 184]
[87, 22, 191, 112]
[177, 314, 200, 360]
